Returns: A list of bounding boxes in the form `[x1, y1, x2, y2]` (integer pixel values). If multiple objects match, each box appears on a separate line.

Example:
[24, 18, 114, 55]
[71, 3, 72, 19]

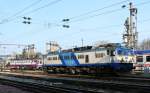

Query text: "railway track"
[0, 79, 98, 93]
[0, 72, 150, 93]
[0, 75, 102, 93]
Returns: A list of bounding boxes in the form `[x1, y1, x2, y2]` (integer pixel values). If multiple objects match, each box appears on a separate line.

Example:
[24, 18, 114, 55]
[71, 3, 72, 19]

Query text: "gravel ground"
[0, 84, 33, 93]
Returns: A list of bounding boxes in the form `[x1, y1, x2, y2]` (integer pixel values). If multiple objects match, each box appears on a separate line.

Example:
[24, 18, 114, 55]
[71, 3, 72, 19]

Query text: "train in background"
[6, 58, 42, 70]
[6, 44, 43, 70]
[43, 43, 134, 74]
[134, 50, 150, 73]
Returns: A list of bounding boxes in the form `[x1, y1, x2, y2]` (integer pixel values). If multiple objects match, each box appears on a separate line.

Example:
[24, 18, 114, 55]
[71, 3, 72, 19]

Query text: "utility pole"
[26, 44, 35, 58]
[46, 41, 60, 53]
[81, 38, 84, 47]
[123, 2, 138, 49]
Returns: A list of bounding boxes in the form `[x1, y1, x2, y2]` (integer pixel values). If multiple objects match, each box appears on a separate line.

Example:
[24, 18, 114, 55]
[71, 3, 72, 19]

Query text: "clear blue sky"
[0, 0, 150, 54]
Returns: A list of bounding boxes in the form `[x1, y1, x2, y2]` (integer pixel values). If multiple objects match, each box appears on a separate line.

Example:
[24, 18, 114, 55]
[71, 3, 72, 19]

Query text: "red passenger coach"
[7, 59, 42, 70]
[134, 50, 150, 73]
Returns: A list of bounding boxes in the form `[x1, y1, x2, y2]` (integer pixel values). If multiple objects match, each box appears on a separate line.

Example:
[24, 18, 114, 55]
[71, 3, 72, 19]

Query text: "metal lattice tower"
[123, 2, 138, 49]
[46, 41, 60, 53]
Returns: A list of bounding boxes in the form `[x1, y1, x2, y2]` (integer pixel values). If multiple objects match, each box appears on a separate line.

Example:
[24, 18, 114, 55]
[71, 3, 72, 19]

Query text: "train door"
[85, 55, 89, 63]
[144, 55, 150, 73]
[135, 55, 144, 72]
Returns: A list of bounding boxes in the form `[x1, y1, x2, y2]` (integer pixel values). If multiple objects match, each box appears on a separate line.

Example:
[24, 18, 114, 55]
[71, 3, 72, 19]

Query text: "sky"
[0, 0, 150, 54]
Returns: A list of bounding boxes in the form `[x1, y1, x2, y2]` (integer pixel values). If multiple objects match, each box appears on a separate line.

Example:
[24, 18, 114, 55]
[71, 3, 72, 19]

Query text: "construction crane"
[123, 2, 138, 49]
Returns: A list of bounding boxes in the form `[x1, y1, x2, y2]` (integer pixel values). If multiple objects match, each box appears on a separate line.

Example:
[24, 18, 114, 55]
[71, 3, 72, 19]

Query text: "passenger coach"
[134, 50, 150, 72]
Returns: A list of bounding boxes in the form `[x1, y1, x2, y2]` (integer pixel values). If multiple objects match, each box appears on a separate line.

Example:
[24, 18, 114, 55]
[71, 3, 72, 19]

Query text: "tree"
[138, 38, 150, 50]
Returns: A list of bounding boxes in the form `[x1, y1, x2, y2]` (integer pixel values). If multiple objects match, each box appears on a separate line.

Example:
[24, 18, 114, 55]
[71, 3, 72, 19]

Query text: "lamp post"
[42, 54, 45, 72]
[3, 46, 6, 71]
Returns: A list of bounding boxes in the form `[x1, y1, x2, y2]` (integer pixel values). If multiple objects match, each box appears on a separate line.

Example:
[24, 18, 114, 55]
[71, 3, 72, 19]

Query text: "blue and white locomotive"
[43, 43, 134, 74]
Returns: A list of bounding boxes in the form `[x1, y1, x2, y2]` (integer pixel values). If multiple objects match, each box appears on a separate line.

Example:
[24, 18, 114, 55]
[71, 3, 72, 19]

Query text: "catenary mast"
[123, 2, 138, 49]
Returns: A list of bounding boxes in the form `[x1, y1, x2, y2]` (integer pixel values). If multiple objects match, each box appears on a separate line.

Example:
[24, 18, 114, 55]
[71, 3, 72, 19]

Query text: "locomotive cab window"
[110, 50, 115, 56]
[146, 56, 150, 62]
[107, 49, 115, 56]
[64, 56, 70, 60]
[136, 56, 143, 62]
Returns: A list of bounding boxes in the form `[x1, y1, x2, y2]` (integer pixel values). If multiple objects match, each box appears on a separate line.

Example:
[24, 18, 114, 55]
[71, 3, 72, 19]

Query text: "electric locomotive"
[43, 43, 134, 74]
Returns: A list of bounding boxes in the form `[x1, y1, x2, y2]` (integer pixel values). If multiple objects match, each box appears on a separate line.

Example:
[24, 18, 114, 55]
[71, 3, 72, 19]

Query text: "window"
[136, 56, 143, 62]
[146, 56, 150, 62]
[78, 55, 84, 59]
[47, 57, 52, 60]
[71, 56, 76, 59]
[57, 57, 60, 60]
[65, 56, 69, 60]
[107, 50, 110, 55]
[95, 53, 105, 58]
[85, 55, 89, 63]
[53, 57, 57, 60]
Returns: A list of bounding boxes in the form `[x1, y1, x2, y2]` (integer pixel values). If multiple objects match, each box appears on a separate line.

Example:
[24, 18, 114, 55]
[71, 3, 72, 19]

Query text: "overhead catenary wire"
[0, 0, 62, 24]
[58, 16, 150, 40]
[69, 0, 129, 20]
[138, 18, 150, 23]
[0, 0, 42, 24]
[67, 0, 150, 24]
[22, 0, 62, 16]
[11, 0, 150, 29]
[7, 0, 42, 20]
[136, 0, 150, 6]
[69, 8, 124, 23]
[14, 0, 150, 33]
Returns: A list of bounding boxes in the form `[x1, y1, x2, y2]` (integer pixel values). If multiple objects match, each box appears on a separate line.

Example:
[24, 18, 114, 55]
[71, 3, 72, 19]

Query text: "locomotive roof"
[47, 43, 125, 55]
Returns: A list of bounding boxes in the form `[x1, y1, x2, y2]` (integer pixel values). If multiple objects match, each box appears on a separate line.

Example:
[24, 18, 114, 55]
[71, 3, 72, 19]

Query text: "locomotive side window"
[78, 55, 84, 59]
[95, 53, 105, 58]
[58, 57, 60, 60]
[136, 56, 143, 62]
[53, 57, 57, 60]
[71, 56, 76, 59]
[64, 56, 70, 60]
[107, 50, 109, 55]
[47, 57, 52, 60]
[146, 56, 150, 62]
[85, 55, 89, 63]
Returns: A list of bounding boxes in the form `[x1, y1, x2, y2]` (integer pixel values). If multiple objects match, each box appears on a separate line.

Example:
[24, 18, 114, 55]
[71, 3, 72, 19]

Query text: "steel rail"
[1, 73, 150, 93]
[0, 78, 98, 93]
